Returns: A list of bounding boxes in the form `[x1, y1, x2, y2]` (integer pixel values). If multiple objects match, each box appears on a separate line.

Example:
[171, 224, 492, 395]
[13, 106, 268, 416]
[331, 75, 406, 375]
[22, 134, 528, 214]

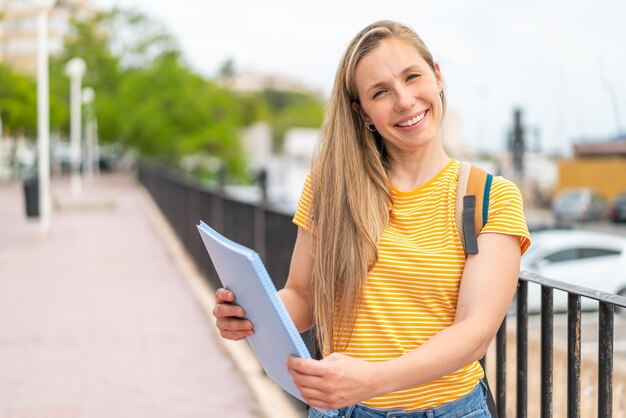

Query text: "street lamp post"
[93, 118, 100, 177]
[81, 86, 95, 180]
[65, 57, 86, 197]
[37, 1, 54, 234]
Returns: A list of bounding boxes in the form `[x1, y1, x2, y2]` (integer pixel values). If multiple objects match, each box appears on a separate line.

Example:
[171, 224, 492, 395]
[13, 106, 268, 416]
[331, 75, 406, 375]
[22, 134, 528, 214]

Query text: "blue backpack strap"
[482, 173, 493, 226]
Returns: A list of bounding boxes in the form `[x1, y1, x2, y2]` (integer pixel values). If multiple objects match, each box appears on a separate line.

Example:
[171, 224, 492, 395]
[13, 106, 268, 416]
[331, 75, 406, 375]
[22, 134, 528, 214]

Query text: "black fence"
[139, 163, 297, 290]
[139, 162, 626, 418]
[138, 163, 310, 351]
[503, 272, 626, 418]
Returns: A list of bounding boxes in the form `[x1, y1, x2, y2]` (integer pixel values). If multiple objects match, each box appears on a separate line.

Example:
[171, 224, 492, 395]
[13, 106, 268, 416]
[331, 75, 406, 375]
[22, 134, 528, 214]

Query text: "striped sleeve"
[480, 176, 531, 255]
[292, 174, 313, 231]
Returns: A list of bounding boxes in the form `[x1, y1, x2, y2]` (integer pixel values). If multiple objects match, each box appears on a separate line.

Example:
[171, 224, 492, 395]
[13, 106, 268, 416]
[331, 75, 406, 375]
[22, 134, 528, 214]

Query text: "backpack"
[455, 161, 494, 256]
[455, 161, 499, 417]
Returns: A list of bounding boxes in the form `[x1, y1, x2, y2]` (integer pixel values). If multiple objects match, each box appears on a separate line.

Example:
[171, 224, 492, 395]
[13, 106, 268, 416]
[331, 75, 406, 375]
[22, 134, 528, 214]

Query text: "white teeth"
[398, 111, 426, 127]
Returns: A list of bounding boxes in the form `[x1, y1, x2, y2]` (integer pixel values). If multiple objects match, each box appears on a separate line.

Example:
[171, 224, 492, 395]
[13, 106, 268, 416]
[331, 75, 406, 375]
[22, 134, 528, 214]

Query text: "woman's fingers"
[288, 368, 328, 406]
[215, 316, 254, 340]
[216, 287, 235, 303]
[289, 370, 326, 391]
[291, 375, 338, 409]
[215, 317, 253, 332]
[218, 328, 254, 341]
[213, 288, 254, 341]
[213, 300, 245, 319]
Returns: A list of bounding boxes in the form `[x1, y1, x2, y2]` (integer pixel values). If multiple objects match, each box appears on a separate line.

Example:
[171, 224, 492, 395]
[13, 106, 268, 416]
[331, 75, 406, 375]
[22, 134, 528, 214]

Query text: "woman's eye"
[406, 73, 421, 82]
[372, 89, 386, 99]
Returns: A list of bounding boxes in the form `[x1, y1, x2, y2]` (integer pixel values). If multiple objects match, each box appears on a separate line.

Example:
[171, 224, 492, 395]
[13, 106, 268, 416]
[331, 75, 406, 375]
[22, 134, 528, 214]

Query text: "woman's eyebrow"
[400, 65, 421, 75]
[366, 80, 387, 92]
[365, 65, 422, 92]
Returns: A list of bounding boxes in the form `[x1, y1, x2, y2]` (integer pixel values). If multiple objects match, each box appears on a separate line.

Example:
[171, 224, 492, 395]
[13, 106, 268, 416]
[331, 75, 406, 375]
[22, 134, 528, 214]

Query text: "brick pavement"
[0, 174, 260, 418]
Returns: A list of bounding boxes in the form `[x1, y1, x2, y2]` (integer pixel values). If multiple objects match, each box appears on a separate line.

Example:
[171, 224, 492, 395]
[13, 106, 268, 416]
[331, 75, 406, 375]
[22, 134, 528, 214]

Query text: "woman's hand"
[287, 353, 380, 410]
[212, 288, 254, 341]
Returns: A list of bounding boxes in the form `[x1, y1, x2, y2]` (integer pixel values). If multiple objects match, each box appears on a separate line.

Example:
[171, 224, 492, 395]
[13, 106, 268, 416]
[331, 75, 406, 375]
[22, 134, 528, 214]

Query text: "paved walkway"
[0, 174, 260, 418]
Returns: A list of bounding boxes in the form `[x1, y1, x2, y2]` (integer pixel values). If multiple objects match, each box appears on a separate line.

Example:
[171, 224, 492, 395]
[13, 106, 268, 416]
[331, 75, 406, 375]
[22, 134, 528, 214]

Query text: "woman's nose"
[394, 87, 416, 112]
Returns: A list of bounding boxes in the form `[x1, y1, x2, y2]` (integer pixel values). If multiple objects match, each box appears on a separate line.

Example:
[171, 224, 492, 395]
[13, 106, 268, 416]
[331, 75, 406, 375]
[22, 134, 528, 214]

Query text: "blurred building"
[557, 136, 626, 200]
[240, 122, 272, 173]
[0, 0, 94, 76]
[217, 68, 321, 96]
[281, 127, 317, 197]
[265, 127, 318, 206]
[441, 109, 478, 160]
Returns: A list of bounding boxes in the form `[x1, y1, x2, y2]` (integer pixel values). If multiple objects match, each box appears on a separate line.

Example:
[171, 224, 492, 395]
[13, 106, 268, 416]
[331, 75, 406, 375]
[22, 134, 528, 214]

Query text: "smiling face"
[352, 37, 444, 158]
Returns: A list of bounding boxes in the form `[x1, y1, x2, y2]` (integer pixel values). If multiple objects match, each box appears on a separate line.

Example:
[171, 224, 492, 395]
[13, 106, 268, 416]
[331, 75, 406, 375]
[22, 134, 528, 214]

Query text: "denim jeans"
[308, 380, 491, 418]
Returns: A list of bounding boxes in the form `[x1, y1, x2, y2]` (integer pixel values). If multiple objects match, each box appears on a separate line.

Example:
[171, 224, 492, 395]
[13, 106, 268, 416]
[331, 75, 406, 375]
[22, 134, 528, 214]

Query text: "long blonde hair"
[310, 20, 446, 354]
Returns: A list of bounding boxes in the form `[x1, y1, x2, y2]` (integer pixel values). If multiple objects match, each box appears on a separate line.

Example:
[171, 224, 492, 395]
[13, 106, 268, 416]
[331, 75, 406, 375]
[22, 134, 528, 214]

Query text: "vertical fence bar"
[196, 188, 215, 283]
[541, 286, 553, 418]
[264, 208, 297, 289]
[517, 281, 528, 418]
[598, 302, 613, 418]
[254, 204, 266, 262]
[496, 317, 507, 418]
[187, 181, 203, 271]
[211, 188, 224, 233]
[567, 294, 581, 418]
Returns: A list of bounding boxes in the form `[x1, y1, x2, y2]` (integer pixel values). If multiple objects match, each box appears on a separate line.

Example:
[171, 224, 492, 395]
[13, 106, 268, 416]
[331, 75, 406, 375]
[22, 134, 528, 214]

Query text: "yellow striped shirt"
[293, 159, 530, 411]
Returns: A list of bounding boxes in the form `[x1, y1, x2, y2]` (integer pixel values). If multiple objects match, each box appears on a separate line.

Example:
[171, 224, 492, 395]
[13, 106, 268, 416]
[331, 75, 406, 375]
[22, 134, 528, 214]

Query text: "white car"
[520, 230, 626, 313]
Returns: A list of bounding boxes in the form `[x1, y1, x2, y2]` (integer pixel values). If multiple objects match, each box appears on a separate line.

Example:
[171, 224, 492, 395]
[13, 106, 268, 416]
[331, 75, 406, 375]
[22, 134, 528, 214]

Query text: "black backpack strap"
[482, 377, 498, 417]
[479, 357, 499, 417]
[462, 195, 479, 255]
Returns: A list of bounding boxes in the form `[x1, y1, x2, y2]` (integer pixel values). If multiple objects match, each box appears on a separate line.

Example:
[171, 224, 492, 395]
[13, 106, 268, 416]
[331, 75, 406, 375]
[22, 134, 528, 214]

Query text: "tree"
[260, 88, 325, 149]
[0, 65, 36, 136]
[115, 51, 247, 176]
[45, 8, 329, 180]
[218, 57, 237, 79]
[49, 10, 122, 141]
[47, 8, 248, 177]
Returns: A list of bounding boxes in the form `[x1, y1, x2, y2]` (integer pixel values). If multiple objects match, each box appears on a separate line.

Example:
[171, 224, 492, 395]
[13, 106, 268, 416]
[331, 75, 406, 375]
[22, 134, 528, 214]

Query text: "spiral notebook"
[197, 221, 338, 415]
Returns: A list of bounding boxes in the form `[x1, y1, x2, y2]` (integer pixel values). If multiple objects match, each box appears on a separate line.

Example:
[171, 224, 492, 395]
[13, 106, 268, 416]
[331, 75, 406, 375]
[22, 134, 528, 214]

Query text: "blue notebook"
[197, 221, 338, 416]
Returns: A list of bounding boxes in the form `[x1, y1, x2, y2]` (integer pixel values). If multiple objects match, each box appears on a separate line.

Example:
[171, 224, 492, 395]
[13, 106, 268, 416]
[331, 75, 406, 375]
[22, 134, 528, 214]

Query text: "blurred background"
[0, 0, 624, 211]
[3, 1, 626, 417]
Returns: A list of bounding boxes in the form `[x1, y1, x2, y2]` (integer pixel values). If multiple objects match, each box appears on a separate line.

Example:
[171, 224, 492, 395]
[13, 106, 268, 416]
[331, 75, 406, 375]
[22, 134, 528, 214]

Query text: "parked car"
[552, 188, 608, 222]
[609, 192, 626, 223]
[520, 230, 626, 313]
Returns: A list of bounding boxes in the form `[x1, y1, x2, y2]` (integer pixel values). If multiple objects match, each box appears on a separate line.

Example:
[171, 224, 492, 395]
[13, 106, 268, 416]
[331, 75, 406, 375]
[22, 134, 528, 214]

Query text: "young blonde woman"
[213, 20, 530, 418]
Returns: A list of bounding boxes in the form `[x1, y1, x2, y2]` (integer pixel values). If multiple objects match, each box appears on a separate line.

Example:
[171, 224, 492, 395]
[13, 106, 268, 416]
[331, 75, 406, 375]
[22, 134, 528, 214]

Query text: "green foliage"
[48, 64, 69, 132]
[117, 53, 242, 155]
[48, 11, 121, 140]
[260, 88, 325, 149]
[0, 65, 36, 136]
[46, 9, 248, 178]
[0, 7, 325, 181]
[237, 92, 270, 126]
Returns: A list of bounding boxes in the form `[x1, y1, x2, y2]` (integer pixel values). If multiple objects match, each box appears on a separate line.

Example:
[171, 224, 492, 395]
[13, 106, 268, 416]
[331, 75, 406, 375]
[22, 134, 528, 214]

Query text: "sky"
[94, 0, 626, 156]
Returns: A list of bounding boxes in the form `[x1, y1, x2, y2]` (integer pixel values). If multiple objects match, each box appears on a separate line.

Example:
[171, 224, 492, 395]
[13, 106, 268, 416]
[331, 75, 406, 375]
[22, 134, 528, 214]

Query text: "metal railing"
[138, 162, 626, 418]
[498, 272, 626, 418]
[138, 163, 298, 294]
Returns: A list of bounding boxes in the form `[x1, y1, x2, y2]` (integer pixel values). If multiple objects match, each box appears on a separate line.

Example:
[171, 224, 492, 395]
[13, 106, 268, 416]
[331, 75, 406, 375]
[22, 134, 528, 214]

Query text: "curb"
[139, 185, 301, 418]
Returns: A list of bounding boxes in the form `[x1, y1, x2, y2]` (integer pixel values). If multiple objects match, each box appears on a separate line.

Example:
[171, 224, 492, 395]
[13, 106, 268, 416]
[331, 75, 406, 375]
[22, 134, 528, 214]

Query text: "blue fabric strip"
[482, 174, 493, 225]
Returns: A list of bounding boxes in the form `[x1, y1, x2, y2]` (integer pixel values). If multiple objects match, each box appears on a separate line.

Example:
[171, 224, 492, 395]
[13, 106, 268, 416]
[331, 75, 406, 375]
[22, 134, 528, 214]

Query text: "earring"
[365, 122, 377, 132]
